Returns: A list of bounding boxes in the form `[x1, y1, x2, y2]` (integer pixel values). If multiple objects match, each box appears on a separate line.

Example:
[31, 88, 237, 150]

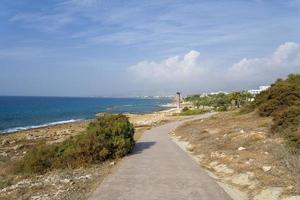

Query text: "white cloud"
[228, 42, 300, 81]
[129, 50, 206, 84]
[129, 42, 300, 94]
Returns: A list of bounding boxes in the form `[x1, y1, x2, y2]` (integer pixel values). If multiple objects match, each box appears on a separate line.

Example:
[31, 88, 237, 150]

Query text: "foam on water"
[0, 119, 83, 134]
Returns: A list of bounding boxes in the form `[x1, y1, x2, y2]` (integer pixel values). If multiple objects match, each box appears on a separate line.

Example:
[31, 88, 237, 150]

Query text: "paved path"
[89, 113, 231, 200]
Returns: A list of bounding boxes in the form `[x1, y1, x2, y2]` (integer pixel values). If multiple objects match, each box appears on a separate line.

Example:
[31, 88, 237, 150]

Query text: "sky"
[0, 0, 300, 97]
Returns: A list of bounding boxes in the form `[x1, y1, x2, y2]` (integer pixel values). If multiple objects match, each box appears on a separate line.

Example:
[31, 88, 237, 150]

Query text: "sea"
[0, 96, 173, 134]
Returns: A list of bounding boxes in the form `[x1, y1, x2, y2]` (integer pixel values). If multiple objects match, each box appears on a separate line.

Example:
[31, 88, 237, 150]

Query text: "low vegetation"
[179, 107, 207, 116]
[185, 91, 253, 111]
[244, 74, 300, 149]
[15, 114, 135, 174]
[173, 111, 300, 197]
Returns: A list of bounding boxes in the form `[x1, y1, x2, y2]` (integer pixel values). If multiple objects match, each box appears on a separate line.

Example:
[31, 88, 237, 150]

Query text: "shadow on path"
[132, 141, 156, 154]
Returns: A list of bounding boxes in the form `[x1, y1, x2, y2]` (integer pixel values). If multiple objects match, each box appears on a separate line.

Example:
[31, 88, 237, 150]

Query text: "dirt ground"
[172, 111, 300, 200]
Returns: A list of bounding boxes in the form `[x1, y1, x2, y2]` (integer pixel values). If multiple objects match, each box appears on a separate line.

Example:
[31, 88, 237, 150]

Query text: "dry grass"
[174, 110, 300, 196]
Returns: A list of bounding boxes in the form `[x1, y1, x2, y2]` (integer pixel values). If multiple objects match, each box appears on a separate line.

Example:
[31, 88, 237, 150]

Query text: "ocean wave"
[0, 119, 83, 134]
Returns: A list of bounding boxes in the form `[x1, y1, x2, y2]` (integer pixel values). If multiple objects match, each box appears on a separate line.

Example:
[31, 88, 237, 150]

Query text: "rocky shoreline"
[0, 107, 183, 200]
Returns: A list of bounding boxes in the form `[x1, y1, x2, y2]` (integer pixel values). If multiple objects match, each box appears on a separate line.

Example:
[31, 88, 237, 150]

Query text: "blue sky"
[1, 0, 300, 96]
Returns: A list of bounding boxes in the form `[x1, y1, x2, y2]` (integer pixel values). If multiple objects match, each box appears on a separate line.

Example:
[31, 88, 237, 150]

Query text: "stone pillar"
[176, 92, 181, 109]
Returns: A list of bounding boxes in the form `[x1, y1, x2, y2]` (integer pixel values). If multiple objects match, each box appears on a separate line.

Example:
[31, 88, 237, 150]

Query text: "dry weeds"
[174, 111, 300, 199]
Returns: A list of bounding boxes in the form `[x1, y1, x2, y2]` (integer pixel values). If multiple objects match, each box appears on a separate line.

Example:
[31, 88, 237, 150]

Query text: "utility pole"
[176, 92, 181, 109]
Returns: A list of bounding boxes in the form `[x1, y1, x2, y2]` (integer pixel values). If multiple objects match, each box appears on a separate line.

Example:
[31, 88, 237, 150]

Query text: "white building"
[200, 91, 229, 97]
[248, 85, 270, 95]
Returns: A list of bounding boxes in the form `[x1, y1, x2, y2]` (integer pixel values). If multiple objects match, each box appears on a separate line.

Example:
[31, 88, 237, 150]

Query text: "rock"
[61, 179, 71, 183]
[240, 129, 245, 134]
[248, 131, 266, 140]
[0, 151, 8, 157]
[187, 144, 195, 152]
[212, 164, 234, 174]
[211, 151, 226, 159]
[1, 139, 9, 145]
[109, 161, 116, 166]
[13, 144, 24, 150]
[85, 174, 92, 179]
[238, 147, 246, 151]
[246, 171, 255, 179]
[231, 173, 256, 186]
[209, 161, 219, 167]
[76, 174, 92, 180]
[254, 187, 283, 200]
[262, 166, 272, 172]
[195, 154, 205, 163]
[286, 185, 294, 190]
[245, 160, 251, 165]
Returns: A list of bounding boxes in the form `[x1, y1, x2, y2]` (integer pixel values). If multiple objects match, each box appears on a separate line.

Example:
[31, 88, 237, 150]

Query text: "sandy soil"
[172, 111, 300, 200]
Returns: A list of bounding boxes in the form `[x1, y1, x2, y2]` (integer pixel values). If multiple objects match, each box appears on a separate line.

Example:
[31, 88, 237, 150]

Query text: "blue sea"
[0, 96, 173, 134]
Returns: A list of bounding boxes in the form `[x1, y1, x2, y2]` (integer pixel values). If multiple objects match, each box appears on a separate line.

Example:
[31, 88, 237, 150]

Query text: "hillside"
[172, 74, 300, 199]
[247, 74, 300, 150]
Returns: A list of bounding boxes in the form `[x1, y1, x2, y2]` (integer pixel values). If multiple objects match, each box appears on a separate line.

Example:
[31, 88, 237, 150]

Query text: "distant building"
[248, 85, 270, 95]
[200, 91, 229, 97]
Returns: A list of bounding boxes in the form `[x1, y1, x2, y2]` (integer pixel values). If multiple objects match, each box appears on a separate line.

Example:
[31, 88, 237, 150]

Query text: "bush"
[271, 105, 300, 149]
[180, 109, 207, 116]
[16, 114, 135, 174]
[217, 105, 227, 112]
[182, 107, 189, 112]
[246, 74, 300, 149]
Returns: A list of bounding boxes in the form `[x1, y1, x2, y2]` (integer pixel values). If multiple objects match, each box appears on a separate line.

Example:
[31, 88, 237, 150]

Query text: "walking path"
[89, 113, 231, 200]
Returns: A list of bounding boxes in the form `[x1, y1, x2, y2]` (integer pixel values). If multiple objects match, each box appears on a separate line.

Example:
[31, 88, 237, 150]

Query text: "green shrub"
[246, 74, 300, 149]
[182, 107, 189, 112]
[16, 114, 134, 174]
[180, 109, 207, 116]
[217, 105, 227, 112]
[0, 179, 12, 190]
[271, 105, 300, 149]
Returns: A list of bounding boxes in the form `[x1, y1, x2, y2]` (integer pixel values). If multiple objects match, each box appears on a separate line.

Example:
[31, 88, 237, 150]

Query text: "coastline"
[0, 104, 178, 145]
[0, 104, 185, 200]
[0, 101, 177, 136]
[0, 96, 174, 135]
